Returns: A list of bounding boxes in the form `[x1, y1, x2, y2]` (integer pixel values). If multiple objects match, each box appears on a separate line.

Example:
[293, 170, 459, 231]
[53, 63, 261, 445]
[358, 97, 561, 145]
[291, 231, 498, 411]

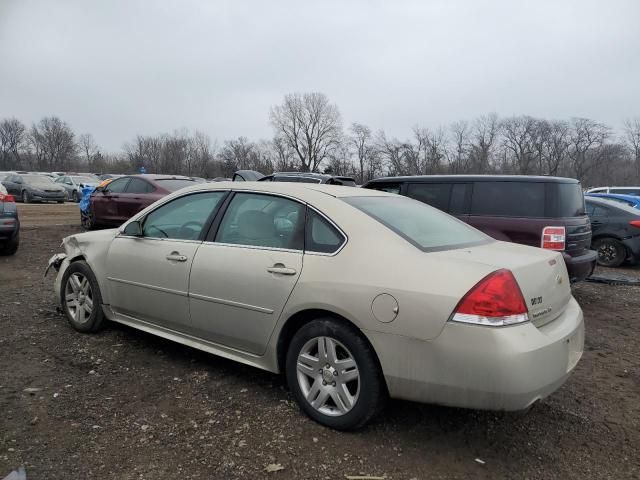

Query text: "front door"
[106, 190, 228, 332]
[189, 192, 305, 354]
[93, 177, 130, 225]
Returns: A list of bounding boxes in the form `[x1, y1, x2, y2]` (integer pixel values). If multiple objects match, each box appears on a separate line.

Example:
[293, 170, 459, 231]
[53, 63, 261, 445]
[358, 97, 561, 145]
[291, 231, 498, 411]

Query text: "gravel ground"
[0, 204, 639, 479]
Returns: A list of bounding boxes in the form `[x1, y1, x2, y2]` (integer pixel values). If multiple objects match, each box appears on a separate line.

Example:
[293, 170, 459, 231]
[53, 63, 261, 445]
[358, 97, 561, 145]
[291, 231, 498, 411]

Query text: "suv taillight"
[450, 269, 529, 327]
[0, 193, 15, 203]
[541, 226, 565, 250]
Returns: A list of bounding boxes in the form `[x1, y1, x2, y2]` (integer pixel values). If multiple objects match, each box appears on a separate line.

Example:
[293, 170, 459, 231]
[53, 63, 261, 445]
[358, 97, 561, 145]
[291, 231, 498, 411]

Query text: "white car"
[48, 182, 584, 429]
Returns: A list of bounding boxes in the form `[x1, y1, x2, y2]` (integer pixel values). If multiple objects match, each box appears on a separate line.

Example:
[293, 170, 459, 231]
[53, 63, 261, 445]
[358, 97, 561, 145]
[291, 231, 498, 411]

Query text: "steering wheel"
[178, 220, 204, 240]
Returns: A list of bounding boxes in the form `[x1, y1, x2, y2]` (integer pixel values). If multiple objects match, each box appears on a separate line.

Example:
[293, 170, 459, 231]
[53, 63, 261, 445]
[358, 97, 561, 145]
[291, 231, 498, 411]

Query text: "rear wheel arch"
[276, 309, 385, 381]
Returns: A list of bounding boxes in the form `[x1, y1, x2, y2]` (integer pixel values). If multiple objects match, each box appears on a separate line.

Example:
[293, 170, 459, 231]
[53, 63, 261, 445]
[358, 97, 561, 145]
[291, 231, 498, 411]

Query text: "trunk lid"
[435, 241, 571, 327]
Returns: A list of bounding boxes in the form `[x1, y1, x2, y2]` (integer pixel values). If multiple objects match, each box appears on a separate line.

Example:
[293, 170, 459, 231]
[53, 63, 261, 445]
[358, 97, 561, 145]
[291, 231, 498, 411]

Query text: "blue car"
[585, 193, 640, 209]
[0, 187, 19, 255]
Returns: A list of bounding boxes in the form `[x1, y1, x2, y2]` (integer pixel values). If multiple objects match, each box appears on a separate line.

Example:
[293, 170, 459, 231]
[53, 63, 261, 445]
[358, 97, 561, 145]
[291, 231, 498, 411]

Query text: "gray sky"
[1, 0, 639, 151]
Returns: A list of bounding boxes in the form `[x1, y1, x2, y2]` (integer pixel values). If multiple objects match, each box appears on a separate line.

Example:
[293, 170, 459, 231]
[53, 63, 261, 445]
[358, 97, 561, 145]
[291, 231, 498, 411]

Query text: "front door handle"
[166, 252, 188, 262]
[267, 264, 297, 275]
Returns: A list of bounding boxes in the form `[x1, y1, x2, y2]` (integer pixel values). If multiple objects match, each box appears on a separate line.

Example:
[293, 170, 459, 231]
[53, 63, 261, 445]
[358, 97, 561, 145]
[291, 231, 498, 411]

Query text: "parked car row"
[47, 181, 585, 430]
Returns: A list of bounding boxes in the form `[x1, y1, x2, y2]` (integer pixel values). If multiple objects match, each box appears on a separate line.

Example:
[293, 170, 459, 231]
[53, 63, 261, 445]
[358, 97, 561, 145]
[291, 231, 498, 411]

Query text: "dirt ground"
[1, 204, 639, 479]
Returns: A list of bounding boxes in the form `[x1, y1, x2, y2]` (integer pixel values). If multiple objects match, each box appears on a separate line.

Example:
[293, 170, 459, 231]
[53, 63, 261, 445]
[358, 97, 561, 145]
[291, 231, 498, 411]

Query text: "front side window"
[142, 191, 226, 240]
[106, 177, 130, 193]
[407, 183, 452, 212]
[471, 182, 545, 217]
[343, 196, 489, 251]
[215, 193, 305, 250]
[305, 210, 345, 254]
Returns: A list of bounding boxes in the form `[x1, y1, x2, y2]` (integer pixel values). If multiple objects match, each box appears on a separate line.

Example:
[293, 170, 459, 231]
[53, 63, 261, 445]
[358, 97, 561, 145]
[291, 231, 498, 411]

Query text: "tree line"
[1, 92, 640, 187]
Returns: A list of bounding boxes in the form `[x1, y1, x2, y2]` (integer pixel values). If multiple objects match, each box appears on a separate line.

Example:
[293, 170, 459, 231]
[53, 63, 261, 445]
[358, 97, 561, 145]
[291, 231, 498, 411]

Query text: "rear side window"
[407, 183, 451, 211]
[126, 178, 154, 194]
[344, 196, 489, 251]
[106, 177, 130, 193]
[471, 182, 545, 217]
[305, 210, 345, 254]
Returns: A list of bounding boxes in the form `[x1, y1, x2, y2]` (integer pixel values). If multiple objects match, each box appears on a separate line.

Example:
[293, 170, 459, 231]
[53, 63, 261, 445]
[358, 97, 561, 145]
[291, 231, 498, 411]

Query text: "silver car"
[48, 182, 584, 429]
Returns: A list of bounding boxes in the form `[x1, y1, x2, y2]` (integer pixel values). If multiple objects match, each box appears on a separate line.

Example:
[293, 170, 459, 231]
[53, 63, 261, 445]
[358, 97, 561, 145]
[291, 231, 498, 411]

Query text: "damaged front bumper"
[44, 253, 67, 278]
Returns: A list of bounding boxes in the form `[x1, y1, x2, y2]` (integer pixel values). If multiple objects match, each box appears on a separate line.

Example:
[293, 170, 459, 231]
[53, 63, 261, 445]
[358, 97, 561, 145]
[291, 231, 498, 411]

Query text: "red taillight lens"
[0, 194, 15, 203]
[630, 220, 640, 229]
[451, 269, 529, 327]
[541, 226, 565, 250]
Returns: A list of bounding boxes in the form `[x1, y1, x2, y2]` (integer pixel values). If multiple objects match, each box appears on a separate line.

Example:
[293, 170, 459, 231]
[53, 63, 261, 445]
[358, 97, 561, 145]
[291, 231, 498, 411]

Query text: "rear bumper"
[365, 297, 584, 411]
[563, 250, 597, 282]
[0, 217, 19, 240]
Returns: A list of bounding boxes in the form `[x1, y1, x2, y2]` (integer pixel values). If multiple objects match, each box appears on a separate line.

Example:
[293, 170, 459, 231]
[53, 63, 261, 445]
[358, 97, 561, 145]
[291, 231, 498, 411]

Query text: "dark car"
[585, 193, 640, 210]
[232, 170, 265, 181]
[0, 190, 19, 255]
[259, 172, 356, 186]
[585, 196, 640, 267]
[87, 174, 197, 228]
[1, 173, 66, 203]
[363, 175, 597, 282]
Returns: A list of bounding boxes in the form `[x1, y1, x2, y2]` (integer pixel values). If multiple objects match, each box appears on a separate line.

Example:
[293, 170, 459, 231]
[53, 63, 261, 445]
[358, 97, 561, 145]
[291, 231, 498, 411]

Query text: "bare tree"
[269, 92, 342, 172]
[78, 133, 99, 168]
[501, 116, 538, 174]
[349, 123, 375, 182]
[568, 118, 610, 181]
[624, 118, 640, 179]
[448, 120, 470, 174]
[29, 117, 77, 171]
[0, 118, 26, 169]
[469, 113, 499, 173]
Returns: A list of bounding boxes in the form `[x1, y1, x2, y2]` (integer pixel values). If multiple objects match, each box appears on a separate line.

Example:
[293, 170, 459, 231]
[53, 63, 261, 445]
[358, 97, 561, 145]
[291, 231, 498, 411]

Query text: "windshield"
[343, 196, 490, 251]
[72, 176, 97, 184]
[155, 178, 196, 191]
[23, 175, 55, 185]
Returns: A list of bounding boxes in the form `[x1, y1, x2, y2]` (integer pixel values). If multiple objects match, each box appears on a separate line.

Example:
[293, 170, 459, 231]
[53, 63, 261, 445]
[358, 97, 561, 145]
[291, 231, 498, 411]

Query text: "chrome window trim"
[116, 235, 202, 244]
[200, 240, 302, 254]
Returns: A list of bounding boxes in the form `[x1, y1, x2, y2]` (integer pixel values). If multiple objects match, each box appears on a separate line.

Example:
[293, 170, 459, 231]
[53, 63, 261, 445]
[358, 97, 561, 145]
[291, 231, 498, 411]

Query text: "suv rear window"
[553, 183, 586, 217]
[343, 196, 489, 251]
[471, 182, 545, 217]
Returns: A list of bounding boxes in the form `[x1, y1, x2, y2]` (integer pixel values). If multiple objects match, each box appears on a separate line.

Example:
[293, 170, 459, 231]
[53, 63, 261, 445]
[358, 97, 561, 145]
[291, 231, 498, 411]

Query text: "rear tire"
[0, 232, 19, 256]
[60, 260, 106, 333]
[81, 209, 96, 230]
[285, 318, 386, 430]
[593, 237, 626, 267]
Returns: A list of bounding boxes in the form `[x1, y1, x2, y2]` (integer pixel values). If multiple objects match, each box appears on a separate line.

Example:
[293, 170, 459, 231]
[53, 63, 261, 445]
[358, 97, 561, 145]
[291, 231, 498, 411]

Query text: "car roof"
[176, 181, 389, 199]
[126, 174, 194, 181]
[365, 174, 579, 184]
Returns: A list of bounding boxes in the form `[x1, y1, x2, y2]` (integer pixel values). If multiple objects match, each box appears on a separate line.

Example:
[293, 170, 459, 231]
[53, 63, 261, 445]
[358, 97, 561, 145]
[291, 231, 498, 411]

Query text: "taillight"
[541, 226, 565, 250]
[450, 269, 529, 327]
[0, 193, 15, 203]
[630, 220, 640, 229]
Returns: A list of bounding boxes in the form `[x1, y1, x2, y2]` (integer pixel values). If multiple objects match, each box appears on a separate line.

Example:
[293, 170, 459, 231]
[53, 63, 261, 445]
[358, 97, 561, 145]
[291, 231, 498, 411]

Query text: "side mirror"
[123, 220, 143, 237]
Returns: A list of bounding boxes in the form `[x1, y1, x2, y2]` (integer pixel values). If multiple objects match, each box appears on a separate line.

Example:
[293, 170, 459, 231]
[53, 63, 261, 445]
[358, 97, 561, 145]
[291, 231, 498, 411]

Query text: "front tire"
[22, 190, 30, 203]
[593, 238, 626, 267]
[72, 190, 79, 202]
[285, 319, 386, 430]
[60, 260, 105, 332]
[0, 232, 19, 256]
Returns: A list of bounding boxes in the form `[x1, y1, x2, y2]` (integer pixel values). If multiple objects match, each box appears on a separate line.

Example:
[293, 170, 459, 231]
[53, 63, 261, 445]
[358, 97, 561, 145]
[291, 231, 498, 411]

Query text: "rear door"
[118, 177, 157, 220]
[188, 192, 305, 354]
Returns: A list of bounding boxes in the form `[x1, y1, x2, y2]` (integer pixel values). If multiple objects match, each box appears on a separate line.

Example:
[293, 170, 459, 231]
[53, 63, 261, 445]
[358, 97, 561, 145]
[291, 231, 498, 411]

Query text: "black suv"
[363, 175, 597, 282]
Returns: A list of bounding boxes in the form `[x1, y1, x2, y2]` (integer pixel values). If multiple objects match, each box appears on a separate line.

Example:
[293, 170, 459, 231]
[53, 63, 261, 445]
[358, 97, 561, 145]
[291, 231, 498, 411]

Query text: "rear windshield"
[554, 183, 586, 217]
[155, 179, 196, 191]
[343, 196, 490, 251]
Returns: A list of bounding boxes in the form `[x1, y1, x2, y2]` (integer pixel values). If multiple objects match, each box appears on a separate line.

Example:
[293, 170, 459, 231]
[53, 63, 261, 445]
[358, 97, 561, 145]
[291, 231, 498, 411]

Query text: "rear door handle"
[267, 264, 297, 275]
[166, 252, 188, 262]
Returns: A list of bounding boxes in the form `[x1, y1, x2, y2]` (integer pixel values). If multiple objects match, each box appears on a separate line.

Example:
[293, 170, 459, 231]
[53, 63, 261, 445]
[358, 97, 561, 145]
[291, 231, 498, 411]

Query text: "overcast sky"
[1, 0, 639, 151]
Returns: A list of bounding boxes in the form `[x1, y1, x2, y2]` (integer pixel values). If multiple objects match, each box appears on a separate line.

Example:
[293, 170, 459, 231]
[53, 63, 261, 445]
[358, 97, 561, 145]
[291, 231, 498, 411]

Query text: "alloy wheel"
[65, 272, 94, 324]
[296, 336, 360, 416]
[598, 244, 617, 262]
